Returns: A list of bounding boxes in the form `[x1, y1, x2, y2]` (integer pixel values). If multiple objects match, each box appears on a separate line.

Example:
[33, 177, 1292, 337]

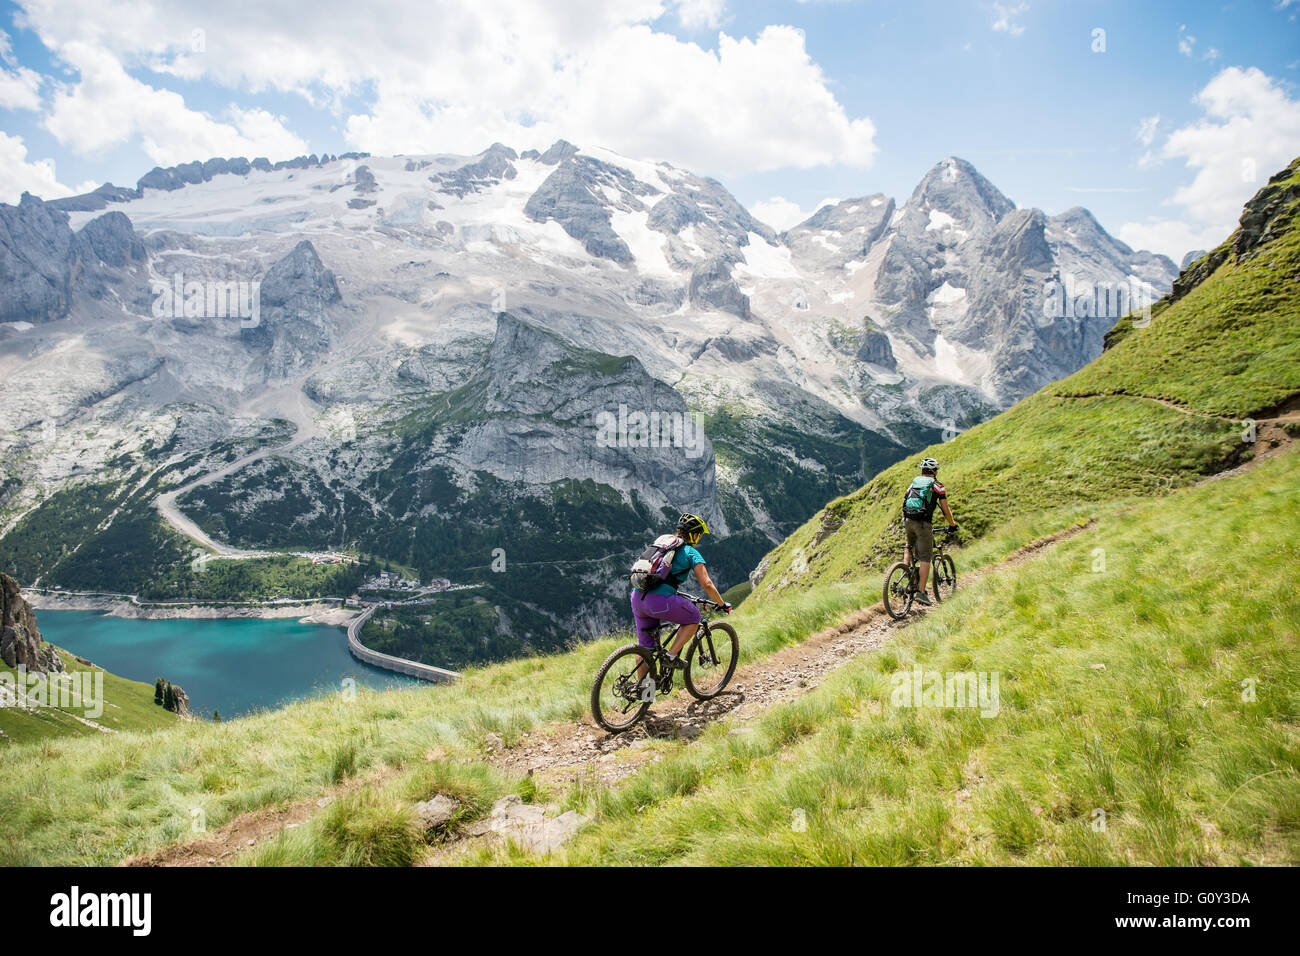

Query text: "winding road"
[152, 296, 391, 559]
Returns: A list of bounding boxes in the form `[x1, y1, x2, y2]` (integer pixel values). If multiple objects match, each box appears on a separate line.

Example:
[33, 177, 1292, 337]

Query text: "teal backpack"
[902, 476, 937, 519]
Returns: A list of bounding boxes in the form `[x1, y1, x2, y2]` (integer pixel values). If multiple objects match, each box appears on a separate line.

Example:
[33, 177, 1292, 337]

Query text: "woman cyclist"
[629, 513, 731, 677]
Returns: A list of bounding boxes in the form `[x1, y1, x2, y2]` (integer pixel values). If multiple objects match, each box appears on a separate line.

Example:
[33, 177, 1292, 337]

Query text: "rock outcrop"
[461, 312, 720, 521]
[0, 193, 80, 323]
[431, 143, 517, 197]
[1170, 157, 1300, 304]
[524, 152, 659, 265]
[0, 573, 64, 674]
[688, 255, 750, 317]
[783, 194, 894, 268]
[856, 327, 897, 369]
[77, 211, 146, 268]
[0, 196, 149, 322]
[244, 239, 342, 377]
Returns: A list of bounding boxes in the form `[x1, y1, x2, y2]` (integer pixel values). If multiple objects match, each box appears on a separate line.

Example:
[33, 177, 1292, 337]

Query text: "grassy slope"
[479, 448, 1300, 866]
[0, 649, 177, 743]
[0, 581, 873, 865]
[745, 159, 1300, 604]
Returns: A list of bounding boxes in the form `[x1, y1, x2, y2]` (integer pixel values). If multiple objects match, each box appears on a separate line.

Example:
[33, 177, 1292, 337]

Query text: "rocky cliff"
[0, 573, 63, 674]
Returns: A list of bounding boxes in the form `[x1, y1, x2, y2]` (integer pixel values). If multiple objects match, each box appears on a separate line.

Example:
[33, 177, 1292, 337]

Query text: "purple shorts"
[630, 591, 701, 648]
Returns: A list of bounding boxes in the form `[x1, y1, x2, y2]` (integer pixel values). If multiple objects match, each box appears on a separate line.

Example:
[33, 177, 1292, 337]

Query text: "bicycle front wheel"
[684, 622, 739, 700]
[883, 562, 914, 620]
[591, 644, 654, 733]
[933, 555, 957, 603]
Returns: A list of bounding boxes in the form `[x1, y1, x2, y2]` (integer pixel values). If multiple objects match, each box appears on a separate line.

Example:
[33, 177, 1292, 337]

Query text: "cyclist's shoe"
[661, 652, 682, 672]
[636, 676, 656, 702]
[914, 593, 933, 606]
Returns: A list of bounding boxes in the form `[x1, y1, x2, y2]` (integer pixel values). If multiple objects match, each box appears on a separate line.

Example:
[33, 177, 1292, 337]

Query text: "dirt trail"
[480, 410, 1297, 794]
[132, 521, 1094, 868]
[124, 761, 408, 867]
[488, 520, 1098, 793]
[126, 426, 1298, 867]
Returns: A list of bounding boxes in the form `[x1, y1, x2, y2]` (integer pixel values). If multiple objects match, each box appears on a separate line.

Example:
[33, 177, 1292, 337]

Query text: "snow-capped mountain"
[0, 142, 1177, 654]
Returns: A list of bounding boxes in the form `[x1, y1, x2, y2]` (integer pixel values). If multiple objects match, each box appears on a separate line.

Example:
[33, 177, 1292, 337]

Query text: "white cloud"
[15, 0, 876, 177]
[42, 42, 309, 165]
[1136, 114, 1160, 147]
[1203, 47, 1220, 63]
[750, 194, 842, 230]
[673, 0, 726, 30]
[1178, 25, 1196, 57]
[1117, 219, 1226, 263]
[991, 2, 1029, 37]
[0, 29, 42, 110]
[1120, 66, 1300, 261]
[750, 196, 809, 231]
[0, 131, 96, 203]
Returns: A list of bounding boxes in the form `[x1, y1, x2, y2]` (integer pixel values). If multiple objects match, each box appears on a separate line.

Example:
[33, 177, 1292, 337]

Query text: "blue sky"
[2, 0, 1298, 261]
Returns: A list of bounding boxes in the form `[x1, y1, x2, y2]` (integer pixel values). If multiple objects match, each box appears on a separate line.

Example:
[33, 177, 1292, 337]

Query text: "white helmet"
[921, 458, 939, 472]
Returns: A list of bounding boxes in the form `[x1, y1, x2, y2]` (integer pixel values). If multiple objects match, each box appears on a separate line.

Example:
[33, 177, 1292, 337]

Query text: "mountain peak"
[907, 156, 1015, 225]
[539, 140, 580, 165]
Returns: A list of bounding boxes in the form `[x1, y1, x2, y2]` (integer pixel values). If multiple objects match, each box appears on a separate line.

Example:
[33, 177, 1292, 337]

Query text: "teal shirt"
[648, 545, 706, 596]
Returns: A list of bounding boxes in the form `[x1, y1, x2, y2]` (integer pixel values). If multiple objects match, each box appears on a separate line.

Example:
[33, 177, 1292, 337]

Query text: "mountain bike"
[591, 595, 739, 733]
[882, 526, 957, 620]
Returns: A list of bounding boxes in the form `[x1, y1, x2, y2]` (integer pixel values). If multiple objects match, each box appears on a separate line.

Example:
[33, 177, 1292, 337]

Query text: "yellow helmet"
[676, 513, 709, 541]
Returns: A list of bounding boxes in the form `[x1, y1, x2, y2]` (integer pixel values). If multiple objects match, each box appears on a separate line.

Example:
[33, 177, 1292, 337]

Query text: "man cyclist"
[902, 457, 958, 606]
[630, 513, 731, 685]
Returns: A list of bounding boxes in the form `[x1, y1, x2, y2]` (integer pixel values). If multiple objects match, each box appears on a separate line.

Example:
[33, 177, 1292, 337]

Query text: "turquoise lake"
[37, 610, 422, 718]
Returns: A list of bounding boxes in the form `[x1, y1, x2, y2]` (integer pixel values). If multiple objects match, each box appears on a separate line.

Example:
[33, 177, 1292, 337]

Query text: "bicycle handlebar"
[680, 593, 725, 610]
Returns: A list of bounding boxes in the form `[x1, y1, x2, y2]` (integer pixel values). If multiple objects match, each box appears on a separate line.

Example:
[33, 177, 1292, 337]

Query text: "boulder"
[413, 794, 459, 832]
[468, 795, 589, 854]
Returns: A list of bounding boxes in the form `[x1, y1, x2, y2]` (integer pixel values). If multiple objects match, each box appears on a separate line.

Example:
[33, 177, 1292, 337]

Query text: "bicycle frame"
[646, 596, 720, 683]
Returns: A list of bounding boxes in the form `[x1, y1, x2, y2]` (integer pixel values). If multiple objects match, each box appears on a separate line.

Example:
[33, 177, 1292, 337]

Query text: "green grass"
[750, 394, 1238, 600]
[471, 448, 1300, 866]
[0, 649, 178, 743]
[747, 158, 1300, 605]
[1063, 158, 1300, 417]
[0, 574, 873, 865]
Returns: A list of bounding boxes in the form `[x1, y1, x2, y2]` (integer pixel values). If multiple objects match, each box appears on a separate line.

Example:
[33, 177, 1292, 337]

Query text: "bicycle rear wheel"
[591, 644, 654, 732]
[684, 622, 739, 700]
[883, 562, 914, 620]
[932, 555, 957, 603]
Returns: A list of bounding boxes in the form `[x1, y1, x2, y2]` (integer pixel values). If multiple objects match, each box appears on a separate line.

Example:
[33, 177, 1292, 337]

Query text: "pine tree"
[154, 678, 165, 705]
[163, 682, 175, 712]
[212, 709, 222, 723]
